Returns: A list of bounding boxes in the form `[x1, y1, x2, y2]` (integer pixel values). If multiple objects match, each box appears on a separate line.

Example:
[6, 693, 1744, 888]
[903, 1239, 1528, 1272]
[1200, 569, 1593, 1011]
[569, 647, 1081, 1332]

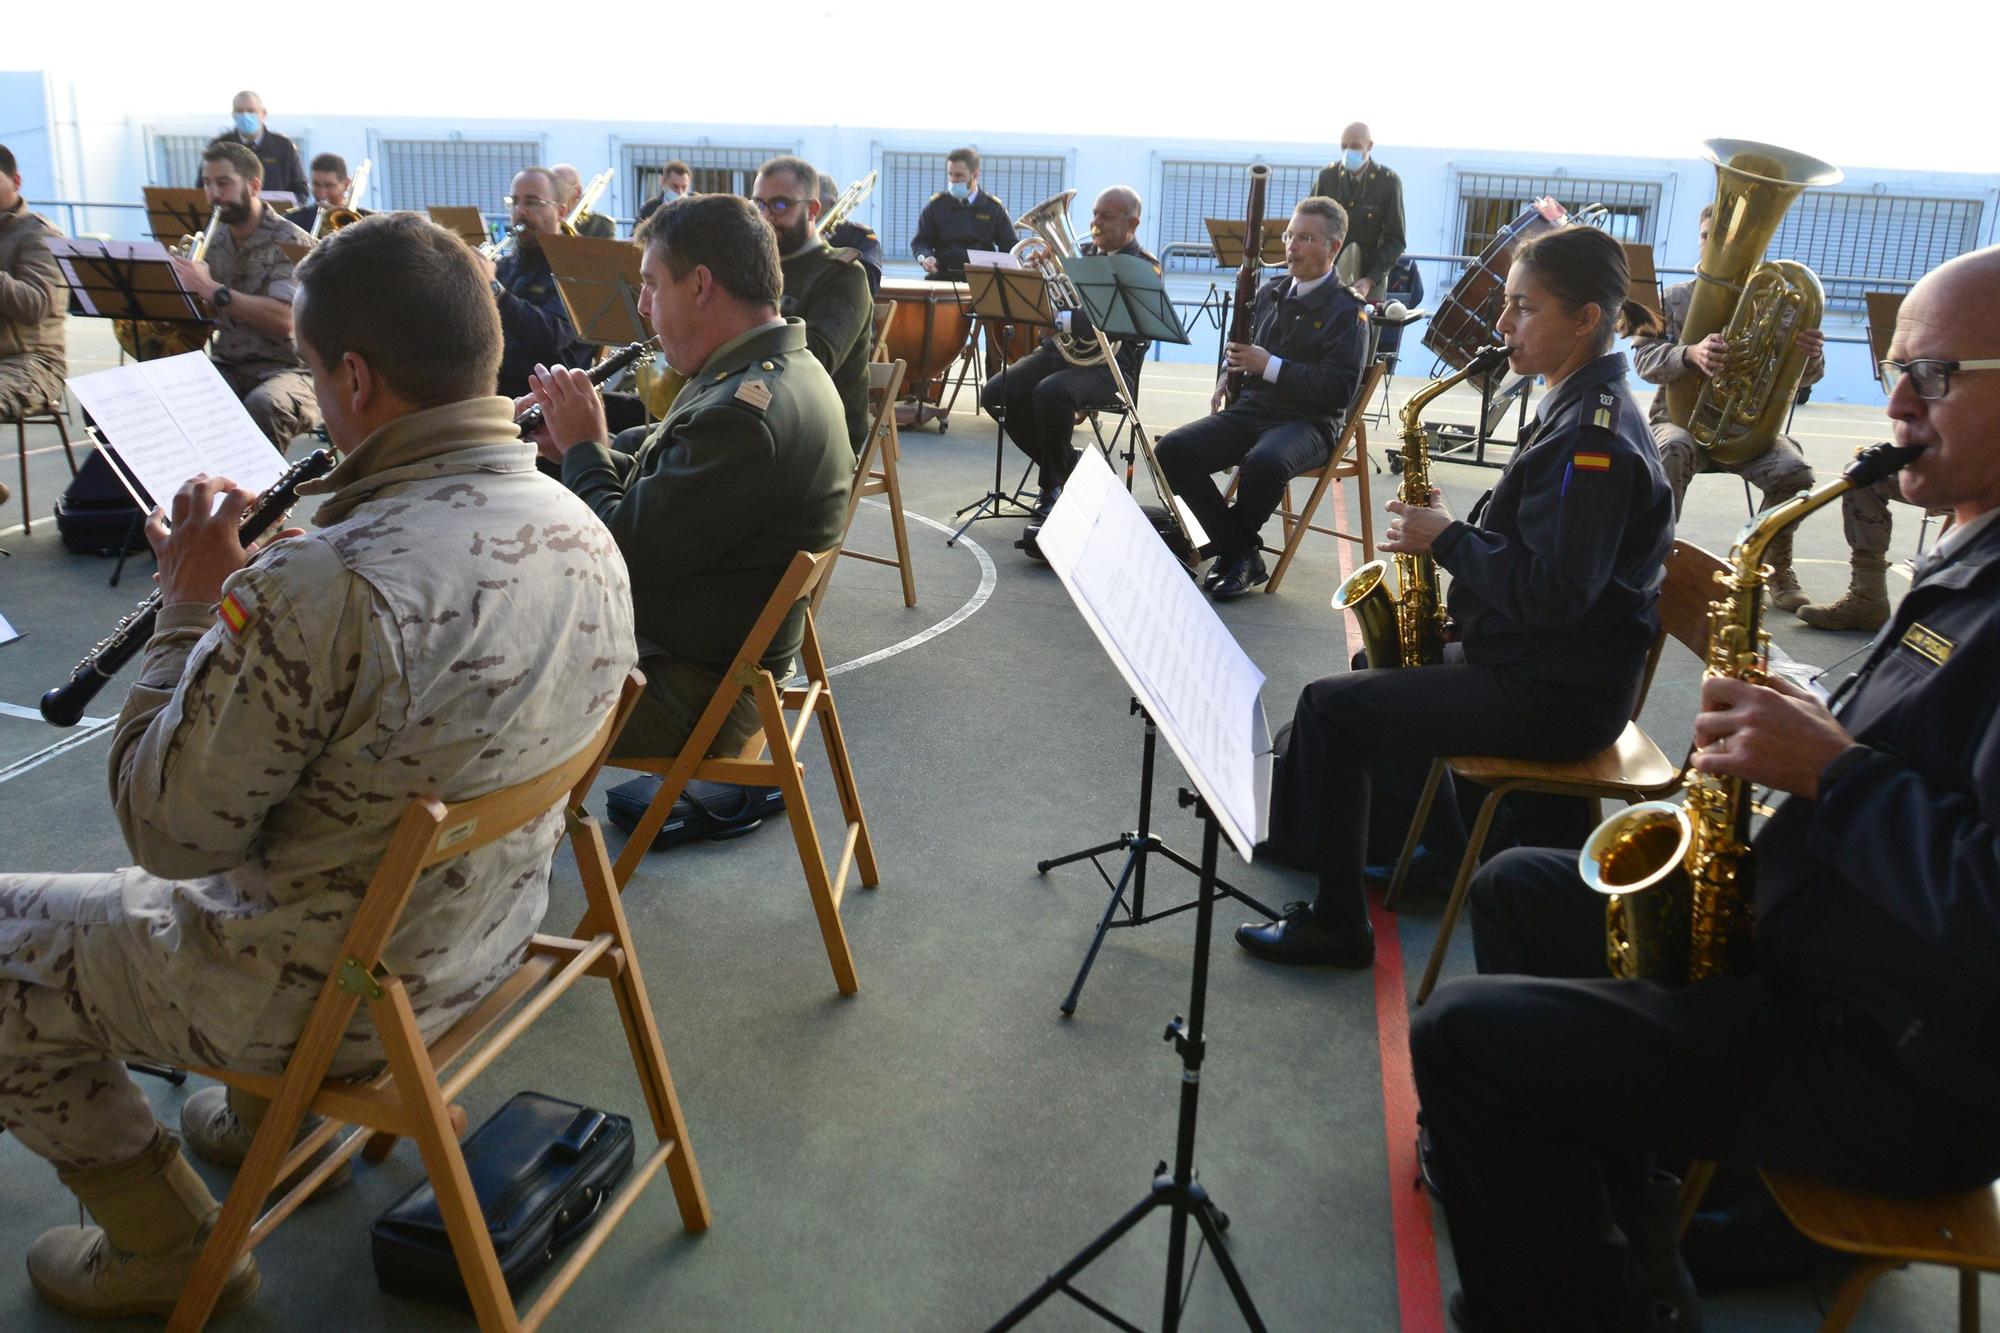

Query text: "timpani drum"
[880, 277, 974, 429]
[1424, 197, 1573, 384]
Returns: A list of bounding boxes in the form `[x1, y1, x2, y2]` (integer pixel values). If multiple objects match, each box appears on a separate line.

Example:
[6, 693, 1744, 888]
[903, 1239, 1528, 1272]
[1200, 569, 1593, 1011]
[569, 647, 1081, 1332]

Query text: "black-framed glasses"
[1879, 357, 2000, 400]
[753, 196, 810, 217]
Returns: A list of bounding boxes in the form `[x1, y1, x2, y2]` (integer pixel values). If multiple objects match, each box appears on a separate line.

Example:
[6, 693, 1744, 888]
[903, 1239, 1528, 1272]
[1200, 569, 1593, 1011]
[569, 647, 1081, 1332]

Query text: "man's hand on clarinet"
[525, 364, 608, 464]
[147, 474, 255, 607]
[1380, 487, 1454, 554]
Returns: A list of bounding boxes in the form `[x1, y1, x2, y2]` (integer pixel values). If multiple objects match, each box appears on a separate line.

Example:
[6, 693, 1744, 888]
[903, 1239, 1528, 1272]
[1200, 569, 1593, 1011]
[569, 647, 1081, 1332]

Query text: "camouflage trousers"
[0, 353, 65, 420]
[1839, 472, 1900, 562]
[1653, 423, 1816, 571]
[216, 362, 320, 452]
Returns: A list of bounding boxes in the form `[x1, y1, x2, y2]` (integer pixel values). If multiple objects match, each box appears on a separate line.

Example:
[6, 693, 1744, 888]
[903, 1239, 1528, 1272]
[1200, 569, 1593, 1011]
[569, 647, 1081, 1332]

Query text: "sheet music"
[0, 609, 19, 646]
[1039, 449, 1270, 858]
[963, 249, 1021, 269]
[45, 238, 175, 317]
[67, 353, 287, 509]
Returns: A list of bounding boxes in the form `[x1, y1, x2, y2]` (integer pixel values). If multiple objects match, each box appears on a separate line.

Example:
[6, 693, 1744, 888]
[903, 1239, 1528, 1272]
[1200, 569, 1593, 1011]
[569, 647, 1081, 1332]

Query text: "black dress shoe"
[1234, 903, 1374, 966]
[1201, 552, 1241, 592]
[1208, 550, 1269, 600]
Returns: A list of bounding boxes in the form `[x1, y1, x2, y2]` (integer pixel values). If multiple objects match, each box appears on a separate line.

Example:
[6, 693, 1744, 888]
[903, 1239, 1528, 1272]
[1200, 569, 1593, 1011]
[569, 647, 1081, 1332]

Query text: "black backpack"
[55, 449, 147, 556]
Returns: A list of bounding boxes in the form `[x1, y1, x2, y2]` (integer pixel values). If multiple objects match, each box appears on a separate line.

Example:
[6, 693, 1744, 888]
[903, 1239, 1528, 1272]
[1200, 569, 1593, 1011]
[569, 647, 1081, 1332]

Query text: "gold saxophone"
[1333, 344, 1511, 668]
[1578, 440, 1923, 983]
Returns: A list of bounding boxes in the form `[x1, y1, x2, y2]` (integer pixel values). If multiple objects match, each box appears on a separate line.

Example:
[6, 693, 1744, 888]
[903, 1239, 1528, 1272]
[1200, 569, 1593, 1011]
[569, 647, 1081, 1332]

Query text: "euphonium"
[116, 206, 223, 361]
[314, 157, 372, 238]
[1667, 140, 1842, 466]
[1579, 440, 1923, 984]
[817, 170, 877, 239]
[1009, 189, 1112, 369]
[1333, 345, 1512, 668]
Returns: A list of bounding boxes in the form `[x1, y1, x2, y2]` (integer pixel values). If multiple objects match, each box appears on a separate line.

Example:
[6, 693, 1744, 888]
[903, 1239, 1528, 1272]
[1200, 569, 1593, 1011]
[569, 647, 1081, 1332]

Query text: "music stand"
[1865, 291, 1905, 389]
[947, 260, 1054, 546]
[427, 206, 489, 248]
[143, 188, 210, 246]
[537, 233, 650, 347]
[46, 237, 209, 368]
[1202, 218, 1286, 270]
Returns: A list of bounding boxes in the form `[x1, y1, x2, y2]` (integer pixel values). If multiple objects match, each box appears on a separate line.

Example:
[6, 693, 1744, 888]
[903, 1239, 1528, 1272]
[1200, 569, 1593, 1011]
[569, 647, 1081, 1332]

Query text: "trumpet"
[478, 223, 524, 264]
[313, 158, 372, 239]
[817, 170, 877, 239]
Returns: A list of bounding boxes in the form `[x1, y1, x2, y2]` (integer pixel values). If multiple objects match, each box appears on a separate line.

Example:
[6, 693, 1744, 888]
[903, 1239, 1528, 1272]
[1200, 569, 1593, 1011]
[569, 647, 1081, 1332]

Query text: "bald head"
[1887, 243, 2000, 523]
[231, 90, 264, 114]
[1089, 186, 1143, 253]
[1341, 123, 1372, 150]
[550, 164, 582, 210]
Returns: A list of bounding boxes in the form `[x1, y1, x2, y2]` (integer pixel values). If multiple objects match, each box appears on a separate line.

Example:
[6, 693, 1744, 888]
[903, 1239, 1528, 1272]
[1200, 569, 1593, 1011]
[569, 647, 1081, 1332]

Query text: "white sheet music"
[962, 249, 1021, 269]
[67, 354, 287, 509]
[1039, 449, 1271, 859]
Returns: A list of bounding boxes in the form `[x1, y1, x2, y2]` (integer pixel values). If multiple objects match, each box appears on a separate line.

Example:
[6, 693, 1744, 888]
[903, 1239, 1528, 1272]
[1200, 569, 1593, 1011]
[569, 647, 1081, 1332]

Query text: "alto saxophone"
[1578, 440, 1923, 984]
[1333, 345, 1511, 668]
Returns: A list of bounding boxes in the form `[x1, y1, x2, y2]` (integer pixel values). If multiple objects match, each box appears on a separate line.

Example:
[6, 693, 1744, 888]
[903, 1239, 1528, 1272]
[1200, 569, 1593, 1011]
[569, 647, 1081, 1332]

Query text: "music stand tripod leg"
[947, 318, 1038, 547]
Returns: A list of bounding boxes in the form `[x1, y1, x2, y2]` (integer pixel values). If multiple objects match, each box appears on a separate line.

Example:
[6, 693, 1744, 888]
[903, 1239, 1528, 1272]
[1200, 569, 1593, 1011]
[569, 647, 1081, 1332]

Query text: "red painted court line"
[1328, 468, 1446, 1333]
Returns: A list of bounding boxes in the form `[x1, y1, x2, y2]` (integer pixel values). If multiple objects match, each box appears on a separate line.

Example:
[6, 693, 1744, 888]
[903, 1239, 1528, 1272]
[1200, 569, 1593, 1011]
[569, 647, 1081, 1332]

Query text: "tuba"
[314, 157, 372, 238]
[817, 170, 877, 239]
[115, 205, 222, 362]
[1333, 345, 1512, 669]
[1579, 440, 1922, 984]
[1666, 140, 1842, 466]
[1009, 189, 1111, 369]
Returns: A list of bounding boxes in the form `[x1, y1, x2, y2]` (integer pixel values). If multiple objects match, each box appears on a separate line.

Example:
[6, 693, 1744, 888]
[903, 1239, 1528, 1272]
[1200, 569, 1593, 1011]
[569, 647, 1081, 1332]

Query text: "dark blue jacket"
[1756, 512, 2000, 1111]
[1435, 351, 1674, 685]
[494, 246, 594, 399]
[1228, 273, 1368, 431]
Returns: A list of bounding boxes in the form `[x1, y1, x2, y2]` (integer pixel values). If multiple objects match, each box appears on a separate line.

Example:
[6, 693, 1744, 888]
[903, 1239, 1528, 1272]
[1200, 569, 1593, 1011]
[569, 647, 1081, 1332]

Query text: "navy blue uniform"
[494, 245, 594, 400]
[201, 129, 308, 200]
[1156, 273, 1368, 560]
[1262, 350, 1673, 937]
[825, 221, 885, 295]
[1414, 508, 2000, 1332]
[911, 190, 1014, 281]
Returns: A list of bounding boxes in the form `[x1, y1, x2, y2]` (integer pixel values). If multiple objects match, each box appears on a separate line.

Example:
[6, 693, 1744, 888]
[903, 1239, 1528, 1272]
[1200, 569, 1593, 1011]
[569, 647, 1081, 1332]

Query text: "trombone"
[817, 170, 877, 239]
[563, 168, 614, 237]
[312, 158, 372, 240]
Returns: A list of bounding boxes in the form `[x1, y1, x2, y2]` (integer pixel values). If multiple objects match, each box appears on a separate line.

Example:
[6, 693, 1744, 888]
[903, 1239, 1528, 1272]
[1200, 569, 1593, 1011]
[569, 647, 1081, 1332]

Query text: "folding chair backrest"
[863, 360, 908, 469]
[731, 550, 838, 676]
[1659, 539, 1729, 662]
[871, 300, 894, 361]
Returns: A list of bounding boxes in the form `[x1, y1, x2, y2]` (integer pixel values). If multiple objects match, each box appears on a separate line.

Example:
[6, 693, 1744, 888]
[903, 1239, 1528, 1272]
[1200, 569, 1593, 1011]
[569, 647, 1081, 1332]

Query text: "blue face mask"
[233, 111, 261, 137]
[1342, 148, 1366, 172]
[948, 181, 971, 201]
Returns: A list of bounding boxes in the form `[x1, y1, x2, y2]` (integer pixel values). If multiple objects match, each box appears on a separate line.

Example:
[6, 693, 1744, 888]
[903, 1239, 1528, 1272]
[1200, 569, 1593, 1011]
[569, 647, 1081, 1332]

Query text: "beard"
[773, 215, 812, 254]
[218, 199, 252, 226]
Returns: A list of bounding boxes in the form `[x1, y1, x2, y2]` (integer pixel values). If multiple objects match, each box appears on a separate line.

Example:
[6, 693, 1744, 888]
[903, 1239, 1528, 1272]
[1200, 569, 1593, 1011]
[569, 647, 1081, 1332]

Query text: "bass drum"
[879, 278, 974, 430]
[1423, 196, 1571, 387]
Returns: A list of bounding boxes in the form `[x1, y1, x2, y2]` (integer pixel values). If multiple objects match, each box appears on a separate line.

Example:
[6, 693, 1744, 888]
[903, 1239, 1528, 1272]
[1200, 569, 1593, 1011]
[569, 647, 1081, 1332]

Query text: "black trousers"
[1412, 848, 2000, 1333]
[978, 345, 1120, 493]
[1263, 657, 1635, 933]
[1155, 405, 1330, 558]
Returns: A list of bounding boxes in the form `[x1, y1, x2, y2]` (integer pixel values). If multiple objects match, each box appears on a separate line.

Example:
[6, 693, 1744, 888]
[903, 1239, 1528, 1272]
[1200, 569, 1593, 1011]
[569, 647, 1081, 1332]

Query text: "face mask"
[948, 181, 971, 201]
[1342, 149, 1366, 172]
[234, 112, 261, 137]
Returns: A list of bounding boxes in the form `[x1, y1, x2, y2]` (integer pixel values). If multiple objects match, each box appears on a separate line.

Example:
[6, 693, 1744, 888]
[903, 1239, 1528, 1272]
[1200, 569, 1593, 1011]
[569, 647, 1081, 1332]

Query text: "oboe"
[39, 449, 337, 728]
[515, 337, 659, 435]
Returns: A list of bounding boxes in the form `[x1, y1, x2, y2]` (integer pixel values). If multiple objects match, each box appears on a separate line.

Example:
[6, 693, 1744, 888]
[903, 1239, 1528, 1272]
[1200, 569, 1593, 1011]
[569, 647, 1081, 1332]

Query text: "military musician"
[201, 90, 308, 201]
[636, 160, 694, 225]
[282, 153, 359, 236]
[1312, 123, 1405, 300]
[553, 163, 616, 238]
[817, 171, 884, 295]
[755, 156, 875, 456]
[0, 141, 67, 512]
[912, 147, 1015, 282]
[478, 166, 595, 400]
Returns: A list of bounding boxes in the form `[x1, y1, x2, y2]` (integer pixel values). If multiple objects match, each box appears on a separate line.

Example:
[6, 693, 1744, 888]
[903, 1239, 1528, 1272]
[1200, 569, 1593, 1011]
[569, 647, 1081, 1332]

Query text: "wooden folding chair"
[609, 551, 877, 997]
[7, 392, 79, 535]
[168, 672, 709, 1332]
[1390, 539, 1729, 1003]
[816, 360, 916, 613]
[870, 299, 894, 363]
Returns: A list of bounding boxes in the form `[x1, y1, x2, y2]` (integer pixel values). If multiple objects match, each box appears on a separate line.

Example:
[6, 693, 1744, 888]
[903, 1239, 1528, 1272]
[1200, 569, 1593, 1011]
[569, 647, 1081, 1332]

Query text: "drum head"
[1423, 199, 1569, 374]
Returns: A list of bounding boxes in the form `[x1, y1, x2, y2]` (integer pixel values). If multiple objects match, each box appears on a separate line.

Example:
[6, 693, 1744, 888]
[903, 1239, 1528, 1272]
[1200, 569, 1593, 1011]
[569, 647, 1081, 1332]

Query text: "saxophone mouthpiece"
[1844, 441, 1926, 486]
[1471, 344, 1513, 374]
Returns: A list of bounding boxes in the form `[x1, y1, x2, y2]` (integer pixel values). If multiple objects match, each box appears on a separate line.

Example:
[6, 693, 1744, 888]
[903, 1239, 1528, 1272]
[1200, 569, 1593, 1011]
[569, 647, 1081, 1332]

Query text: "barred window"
[1155, 161, 1320, 272]
[1455, 172, 1663, 255]
[1769, 192, 1984, 309]
[377, 138, 540, 213]
[152, 133, 211, 188]
[621, 143, 793, 209]
[877, 151, 1066, 259]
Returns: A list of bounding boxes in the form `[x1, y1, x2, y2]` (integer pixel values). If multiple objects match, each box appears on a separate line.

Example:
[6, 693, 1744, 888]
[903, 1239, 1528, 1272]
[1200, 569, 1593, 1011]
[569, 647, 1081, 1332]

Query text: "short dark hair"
[1294, 196, 1349, 245]
[309, 153, 348, 178]
[1514, 225, 1630, 351]
[757, 155, 817, 197]
[663, 160, 692, 180]
[0, 144, 16, 177]
[1699, 202, 1715, 226]
[514, 165, 558, 200]
[203, 140, 263, 185]
[817, 171, 839, 206]
[947, 147, 980, 176]
[294, 213, 501, 408]
[635, 194, 781, 307]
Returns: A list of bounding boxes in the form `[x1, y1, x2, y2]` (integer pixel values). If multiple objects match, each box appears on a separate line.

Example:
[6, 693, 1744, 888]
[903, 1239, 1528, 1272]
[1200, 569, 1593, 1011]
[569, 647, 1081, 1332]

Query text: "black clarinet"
[515, 337, 658, 435]
[39, 448, 338, 728]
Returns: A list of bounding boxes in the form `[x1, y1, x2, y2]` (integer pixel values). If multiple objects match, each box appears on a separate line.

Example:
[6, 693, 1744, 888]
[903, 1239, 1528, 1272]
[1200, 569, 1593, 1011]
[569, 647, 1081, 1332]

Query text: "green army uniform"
[561, 317, 854, 759]
[780, 237, 874, 455]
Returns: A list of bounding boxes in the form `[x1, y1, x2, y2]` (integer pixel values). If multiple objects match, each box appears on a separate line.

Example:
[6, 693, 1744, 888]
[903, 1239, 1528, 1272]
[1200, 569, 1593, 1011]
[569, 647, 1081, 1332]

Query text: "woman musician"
[1241, 225, 1674, 967]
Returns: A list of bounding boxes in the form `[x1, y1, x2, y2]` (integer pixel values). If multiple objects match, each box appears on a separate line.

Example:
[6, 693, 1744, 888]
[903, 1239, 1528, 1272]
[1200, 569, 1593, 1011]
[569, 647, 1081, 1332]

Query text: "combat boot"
[181, 1084, 353, 1198]
[1766, 566, 1809, 613]
[1798, 555, 1891, 632]
[28, 1127, 260, 1318]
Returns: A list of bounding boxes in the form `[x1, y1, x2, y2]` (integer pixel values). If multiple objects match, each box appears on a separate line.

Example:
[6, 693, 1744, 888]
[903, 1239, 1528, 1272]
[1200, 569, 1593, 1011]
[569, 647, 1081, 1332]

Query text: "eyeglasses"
[1878, 357, 2000, 400]
[1282, 231, 1330, 246]
[504, 195, 556, 211]
[753, 197, 810, 217]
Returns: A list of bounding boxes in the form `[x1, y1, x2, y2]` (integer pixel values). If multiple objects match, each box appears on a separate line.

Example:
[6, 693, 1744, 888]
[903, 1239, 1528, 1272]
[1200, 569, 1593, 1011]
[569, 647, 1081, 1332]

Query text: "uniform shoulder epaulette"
[1587, 390, 1622, 432]
[829, 246, 862, 266]
[928, 191, 951, 204]
[703, 358, 780, 415]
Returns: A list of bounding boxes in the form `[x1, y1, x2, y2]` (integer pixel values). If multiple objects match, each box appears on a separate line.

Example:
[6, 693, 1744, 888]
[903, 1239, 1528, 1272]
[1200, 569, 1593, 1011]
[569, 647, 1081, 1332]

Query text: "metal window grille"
[878, 151, 1066, 259]
[1769, 192, 1985, 308]
[1454, 172, 1662, 255]
[1156, 161, 1321, 272]
[378, 138, 540, 213]
[152, 133, 211, 188]
[621, 143, 793, 208]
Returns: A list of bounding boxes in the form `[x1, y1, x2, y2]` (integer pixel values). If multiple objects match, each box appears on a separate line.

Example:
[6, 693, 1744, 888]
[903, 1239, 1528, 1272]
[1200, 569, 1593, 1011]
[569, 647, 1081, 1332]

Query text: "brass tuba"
[1333, 345, 1511, 668]
[314, 157, 372, 238]
[1579, 440, 1922, 984]
[1009, 189, 1111, 369]
[1666, 140, 1842, 466]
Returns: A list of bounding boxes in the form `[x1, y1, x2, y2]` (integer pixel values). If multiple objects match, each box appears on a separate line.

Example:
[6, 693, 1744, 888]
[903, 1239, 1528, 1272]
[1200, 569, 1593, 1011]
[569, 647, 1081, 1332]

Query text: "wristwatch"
[211, 285, 233, 309]
[1816, 743, 1872, 798]
[490, 279, 505, 298]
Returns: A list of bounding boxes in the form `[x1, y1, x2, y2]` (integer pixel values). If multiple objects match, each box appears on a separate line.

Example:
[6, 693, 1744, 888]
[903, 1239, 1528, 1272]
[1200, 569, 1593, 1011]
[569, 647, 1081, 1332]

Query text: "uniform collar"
[302, 397, 536, 525]
[781, 234, 827, 263]
[696, 317, 800, 378]
[1536, 351, 1629, 424]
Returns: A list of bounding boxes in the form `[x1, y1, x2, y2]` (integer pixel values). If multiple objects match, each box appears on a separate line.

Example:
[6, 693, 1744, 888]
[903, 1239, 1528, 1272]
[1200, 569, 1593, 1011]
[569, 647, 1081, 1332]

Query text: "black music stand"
[539, 233, 650, 347]
[948, 262, 1053, 546]
[45, 236, 208, 369]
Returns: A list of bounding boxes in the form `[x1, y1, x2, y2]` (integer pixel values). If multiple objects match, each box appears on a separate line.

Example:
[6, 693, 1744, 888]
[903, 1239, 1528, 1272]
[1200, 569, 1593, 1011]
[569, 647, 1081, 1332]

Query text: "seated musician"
[525, 194, 852, 768]
[1, 141, 67, 513]
[477, 166, 596, 400]
[0, 212, 636, 1319]
[912, 147, 1014, 282]
[168, 142, 320, 449]
[1411, 245, 2000, 1333]
[1155, 197, 1368, 599]
[552, 163, 616, 238]
[1238, 225, 1673, 967]
[817, 171, 884, 295]
[635, 160, 694, 225]
[1633, 202, 1825, 616]
[283, 153, 363, 235]
[977, 186, 1155, 545]
[756, 155, 874, 456]
[203, 89, 308, 202]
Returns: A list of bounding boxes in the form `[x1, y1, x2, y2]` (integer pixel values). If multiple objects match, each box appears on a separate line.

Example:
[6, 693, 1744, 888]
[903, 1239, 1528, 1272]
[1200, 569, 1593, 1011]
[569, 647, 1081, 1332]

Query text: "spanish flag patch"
[1572, 452, 1612, 471]
[218, 591, 252, 637]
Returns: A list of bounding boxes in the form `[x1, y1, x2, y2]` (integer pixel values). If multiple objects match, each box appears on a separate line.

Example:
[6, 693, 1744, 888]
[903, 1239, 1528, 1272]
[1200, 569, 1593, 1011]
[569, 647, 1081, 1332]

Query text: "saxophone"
[1333, 344, 1511, 668]
[1577, 440, 1923, 983]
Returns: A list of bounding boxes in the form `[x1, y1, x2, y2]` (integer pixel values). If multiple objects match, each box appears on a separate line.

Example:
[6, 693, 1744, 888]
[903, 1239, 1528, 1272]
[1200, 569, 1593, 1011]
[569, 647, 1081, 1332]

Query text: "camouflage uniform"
[0, 197, 67, 418]
[0, 397, 636, 1171]
[1838, 470, 1898, 561]
[205, 204, 319, 449]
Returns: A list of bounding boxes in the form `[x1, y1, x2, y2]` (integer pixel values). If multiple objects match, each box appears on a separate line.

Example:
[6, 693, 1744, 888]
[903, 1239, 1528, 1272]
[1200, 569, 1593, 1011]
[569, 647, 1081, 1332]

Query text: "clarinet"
[515, 337, 658, 435]
[39, 448, 338, 728]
